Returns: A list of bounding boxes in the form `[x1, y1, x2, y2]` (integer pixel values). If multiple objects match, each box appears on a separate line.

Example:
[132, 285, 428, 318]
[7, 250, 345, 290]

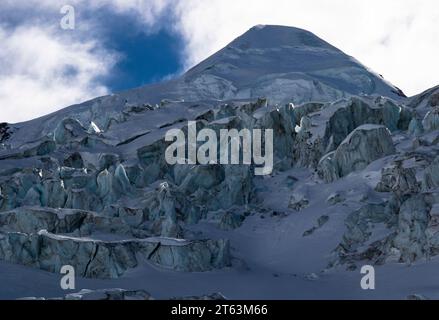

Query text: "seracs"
[165, 121, 273, 176]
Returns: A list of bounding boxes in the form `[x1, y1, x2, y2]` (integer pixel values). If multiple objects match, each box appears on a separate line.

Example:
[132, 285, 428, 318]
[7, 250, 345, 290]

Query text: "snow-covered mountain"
[115, 25, 405, 105]
[0, 25, 438, 300]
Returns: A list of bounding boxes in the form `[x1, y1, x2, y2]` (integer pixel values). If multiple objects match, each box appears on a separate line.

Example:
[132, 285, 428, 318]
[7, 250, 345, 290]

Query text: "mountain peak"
[179, 24, 404, 104]
[228, 25, 337, 51]
[10, 25, 406, 127]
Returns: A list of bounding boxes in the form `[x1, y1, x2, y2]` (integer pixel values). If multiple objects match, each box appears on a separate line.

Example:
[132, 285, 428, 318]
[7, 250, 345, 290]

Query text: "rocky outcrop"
[0, 123, 11, 144]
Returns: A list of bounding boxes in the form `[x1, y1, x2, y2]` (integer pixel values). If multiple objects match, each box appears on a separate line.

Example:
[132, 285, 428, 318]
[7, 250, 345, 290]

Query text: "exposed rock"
[123, 103, 155, 115]
[0, 123, 11, 143]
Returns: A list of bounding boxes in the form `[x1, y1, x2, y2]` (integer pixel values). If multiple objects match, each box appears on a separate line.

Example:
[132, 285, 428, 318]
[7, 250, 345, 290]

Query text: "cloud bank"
[0, 25, 116, 123]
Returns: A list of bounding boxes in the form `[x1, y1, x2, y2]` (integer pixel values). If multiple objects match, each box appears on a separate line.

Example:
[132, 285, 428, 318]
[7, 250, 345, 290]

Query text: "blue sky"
[102, 27, 182, 91]
[1, 0, 438, 123]
[79, 6, 184, 92]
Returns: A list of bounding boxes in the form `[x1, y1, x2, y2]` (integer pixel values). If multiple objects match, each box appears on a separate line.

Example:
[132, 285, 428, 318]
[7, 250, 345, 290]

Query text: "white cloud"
[0, 0, 174, 123]
[0, 25, 116, 123]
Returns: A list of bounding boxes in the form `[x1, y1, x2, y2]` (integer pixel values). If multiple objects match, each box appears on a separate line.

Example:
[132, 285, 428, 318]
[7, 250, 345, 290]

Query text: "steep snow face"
[3, 26, 407, 142]
[121, 25, 405, 107]
[178, 25, 406, 104]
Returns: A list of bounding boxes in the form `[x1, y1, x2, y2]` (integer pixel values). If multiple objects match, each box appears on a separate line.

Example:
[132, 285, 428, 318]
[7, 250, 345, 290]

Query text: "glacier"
[0, 25, 438, 300]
